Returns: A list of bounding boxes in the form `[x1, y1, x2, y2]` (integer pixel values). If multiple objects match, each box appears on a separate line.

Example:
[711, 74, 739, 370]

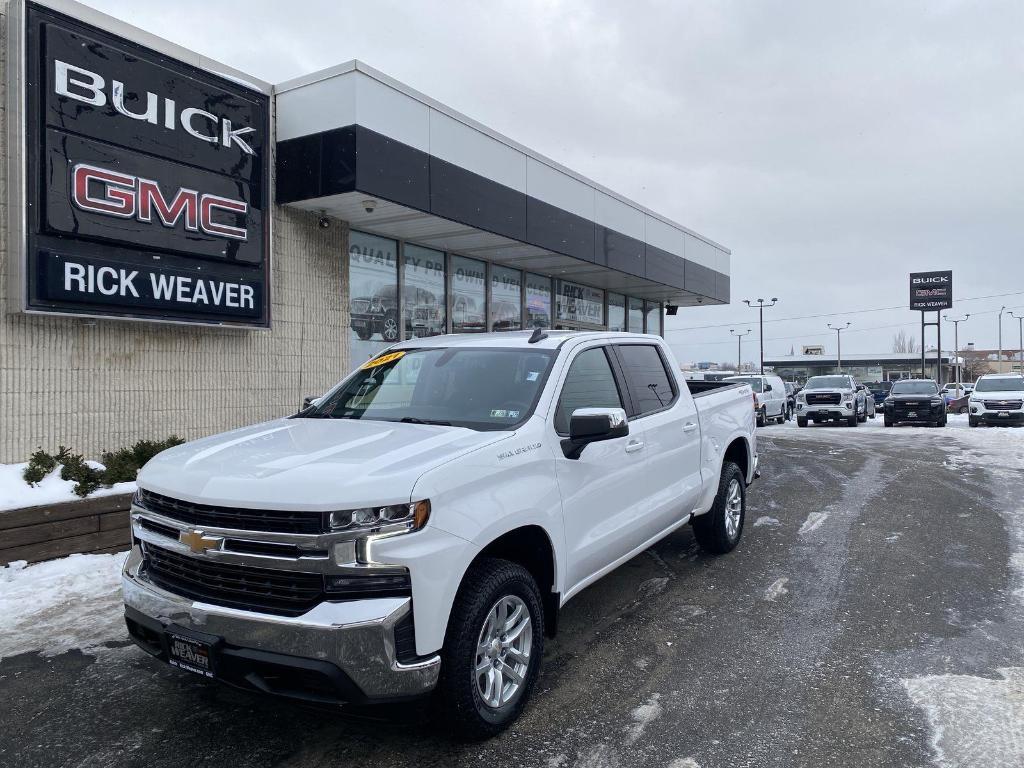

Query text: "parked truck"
[122, 330, 758, 737]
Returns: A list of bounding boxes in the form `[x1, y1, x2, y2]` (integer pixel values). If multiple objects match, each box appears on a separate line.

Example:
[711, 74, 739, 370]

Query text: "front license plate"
[907, 412, 916, 418]
[998, 411, 1010, 418]
[167, 632, 216, 678]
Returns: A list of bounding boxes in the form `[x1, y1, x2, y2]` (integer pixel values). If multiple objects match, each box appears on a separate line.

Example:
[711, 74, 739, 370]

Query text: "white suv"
[969, 374, 1024, 427]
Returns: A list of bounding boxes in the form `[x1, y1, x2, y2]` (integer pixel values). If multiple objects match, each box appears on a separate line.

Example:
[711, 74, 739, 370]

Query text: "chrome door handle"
[625, 440, 645, 453]
[683, 422, 698, 433]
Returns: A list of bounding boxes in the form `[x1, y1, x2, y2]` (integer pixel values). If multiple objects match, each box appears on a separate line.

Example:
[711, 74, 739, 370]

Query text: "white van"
[725, 374, 788, 426]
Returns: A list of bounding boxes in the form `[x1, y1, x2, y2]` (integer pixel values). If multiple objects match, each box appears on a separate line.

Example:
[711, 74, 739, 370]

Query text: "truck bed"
[686, 380, 745, 397]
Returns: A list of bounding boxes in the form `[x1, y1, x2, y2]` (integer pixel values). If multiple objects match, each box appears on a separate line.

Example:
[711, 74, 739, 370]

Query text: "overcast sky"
[85, 0, 1024, 366]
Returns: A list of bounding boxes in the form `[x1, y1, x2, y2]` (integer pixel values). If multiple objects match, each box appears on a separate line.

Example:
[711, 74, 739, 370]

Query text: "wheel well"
[474, 526, 559, 637]
[723, 438, 749, 481]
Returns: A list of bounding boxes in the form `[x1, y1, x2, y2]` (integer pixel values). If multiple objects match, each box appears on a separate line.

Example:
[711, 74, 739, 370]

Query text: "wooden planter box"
[0, 493, 133, 566]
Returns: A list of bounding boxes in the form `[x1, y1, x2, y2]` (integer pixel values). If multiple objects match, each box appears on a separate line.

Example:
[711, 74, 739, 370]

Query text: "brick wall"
[0, 3, 351, 464]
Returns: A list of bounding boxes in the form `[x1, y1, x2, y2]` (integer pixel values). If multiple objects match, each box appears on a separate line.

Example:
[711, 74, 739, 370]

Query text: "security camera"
[317, 216, 331, 229]
[697, 296, 704, 304]
[362, 199, 377, 214]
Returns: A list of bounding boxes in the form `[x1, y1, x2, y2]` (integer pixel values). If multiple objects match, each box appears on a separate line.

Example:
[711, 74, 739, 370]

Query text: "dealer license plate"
[907, 412, 916, 418]
[998, 411, 1010, 418]
[167, 632, 216, 678]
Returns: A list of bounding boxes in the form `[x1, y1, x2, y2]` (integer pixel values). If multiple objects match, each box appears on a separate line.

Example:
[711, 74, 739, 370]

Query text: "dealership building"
[764, 352, 953, 384]
[0, 0, 730, 463]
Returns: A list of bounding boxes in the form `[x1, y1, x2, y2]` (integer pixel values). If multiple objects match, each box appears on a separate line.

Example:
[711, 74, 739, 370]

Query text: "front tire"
[969, 416, 980, 427]
[847, 413, 858, 427]
[438, 558, 545, 739]
[756, 407, 766, 428]
[693, 461, 746, 555]
[797, 416, 808, 428]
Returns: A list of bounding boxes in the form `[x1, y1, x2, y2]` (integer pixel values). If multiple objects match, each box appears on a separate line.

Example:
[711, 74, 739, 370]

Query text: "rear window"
[616, 344, 676, 416]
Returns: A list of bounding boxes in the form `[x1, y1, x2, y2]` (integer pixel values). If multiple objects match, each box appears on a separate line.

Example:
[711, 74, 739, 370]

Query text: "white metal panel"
[684, 233, 718, 270]
[354, 73, 430, 153]
[276, 75, 356, 142]
[526, 157, 595, 221]
[595, 191, 644, 240]
[428, 110, 527, 192]
[717, 248, 731, 277]
[644, 215, 684, 257]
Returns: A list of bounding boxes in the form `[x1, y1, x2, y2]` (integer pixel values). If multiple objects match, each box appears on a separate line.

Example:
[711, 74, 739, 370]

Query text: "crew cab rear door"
[611, 342, 703, 534]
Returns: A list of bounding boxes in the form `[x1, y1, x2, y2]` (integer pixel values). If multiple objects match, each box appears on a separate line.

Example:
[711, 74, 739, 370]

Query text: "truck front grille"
[984, 400, 1022, 410]
[806, 393, 841, 405]
[143, 544, 324, 617]
[138, 489, 324, 534]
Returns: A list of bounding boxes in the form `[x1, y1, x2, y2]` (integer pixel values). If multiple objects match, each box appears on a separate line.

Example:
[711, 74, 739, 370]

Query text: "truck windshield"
[300, 347, 557, 431]
[975, 376, 1024, 392]
[804, 376, 850, 389]
[725, 377, 763, 392]
[890, 380, 938, 395]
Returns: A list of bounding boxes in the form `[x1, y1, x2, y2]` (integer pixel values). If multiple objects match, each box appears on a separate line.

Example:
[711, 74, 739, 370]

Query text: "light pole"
[828, 322, 851, 373]
[743, 298, 778, 374]
[998, 306, 1006, 373]
[730, 329, 752, 372]
[944, 314, 969, 387]
[1010, 312, 1024, 373]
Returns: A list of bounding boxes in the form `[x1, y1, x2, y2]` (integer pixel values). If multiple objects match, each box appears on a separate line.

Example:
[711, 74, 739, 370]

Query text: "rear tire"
[693, 461, 746, 555]
[756, 407, 766, 428]
[438, 558, 545, 739]
[884, 417, 893, 427]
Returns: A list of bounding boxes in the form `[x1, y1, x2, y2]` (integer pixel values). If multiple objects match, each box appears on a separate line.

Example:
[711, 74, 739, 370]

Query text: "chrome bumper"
[122, 546, 440, 702]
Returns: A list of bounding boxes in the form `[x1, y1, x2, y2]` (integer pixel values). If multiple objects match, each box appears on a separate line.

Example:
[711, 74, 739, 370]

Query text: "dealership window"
[525, 273, 552, 329]
[644, 301, 662, 336]
[628, 296, 644, 332]
[403, 244, 446, 339]
[607, 293, 626, 331]
[556, 280, 605, 326]
[349, 231, 398, 364]
[490, 265, 522, 331]
[451, 255, 487, 333]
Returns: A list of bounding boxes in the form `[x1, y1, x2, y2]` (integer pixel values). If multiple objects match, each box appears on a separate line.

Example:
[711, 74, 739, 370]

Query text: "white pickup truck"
[122, 330, 758, 737]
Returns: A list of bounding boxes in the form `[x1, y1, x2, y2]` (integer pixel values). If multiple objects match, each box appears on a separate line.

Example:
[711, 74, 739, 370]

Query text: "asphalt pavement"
[2, 426, 1021, 768]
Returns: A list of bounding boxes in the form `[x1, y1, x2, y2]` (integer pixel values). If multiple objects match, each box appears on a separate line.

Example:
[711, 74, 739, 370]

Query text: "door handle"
[625, 440, 645, 454]
[683, 422, 698, 433]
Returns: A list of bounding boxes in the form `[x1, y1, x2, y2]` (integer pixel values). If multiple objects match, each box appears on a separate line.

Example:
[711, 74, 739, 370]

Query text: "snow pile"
[625, 693, 663, 744]
[0, 552, 128, 660]
[0, 461, 136, 511]
[764, 577, 790, 601]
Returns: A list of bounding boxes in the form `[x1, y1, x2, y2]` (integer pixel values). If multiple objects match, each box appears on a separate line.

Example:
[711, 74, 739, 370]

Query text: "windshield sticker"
[360, 351, 406, 370]
[490, 409, 508, 418]
[527, 371, 540, 382]
[508, 410, 520, 419]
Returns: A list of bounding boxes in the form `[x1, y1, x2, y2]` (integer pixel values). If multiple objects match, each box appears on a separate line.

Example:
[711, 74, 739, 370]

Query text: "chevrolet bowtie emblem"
[179, 529, 223, 554]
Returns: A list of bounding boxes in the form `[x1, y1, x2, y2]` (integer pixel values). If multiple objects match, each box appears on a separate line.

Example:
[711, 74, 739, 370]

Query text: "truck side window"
[554, 348, 624, 434]
[616, 344, 676, 416]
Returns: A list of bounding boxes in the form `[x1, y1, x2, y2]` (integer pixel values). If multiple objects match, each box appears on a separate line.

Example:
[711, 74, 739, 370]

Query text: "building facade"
[0, 0, 730, 463]
[765, 352, 953, 384]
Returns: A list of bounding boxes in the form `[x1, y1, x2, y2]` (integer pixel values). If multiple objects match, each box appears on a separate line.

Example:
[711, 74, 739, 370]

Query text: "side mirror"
[302, 395, 322, 410]
[765, 384, 774, 392]
[856, 385, 866, 391]
[561, 407, 629, 460]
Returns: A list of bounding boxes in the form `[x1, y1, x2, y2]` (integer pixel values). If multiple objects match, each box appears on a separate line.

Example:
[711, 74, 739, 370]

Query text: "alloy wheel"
[724, 478, 743, 539]
[475, 596, 533, 709]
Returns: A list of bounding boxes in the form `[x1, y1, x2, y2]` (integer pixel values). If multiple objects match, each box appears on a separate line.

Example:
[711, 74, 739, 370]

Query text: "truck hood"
[802, 388, 854, 397]
[138, 418, 511, 510]
[972, 390, 1024, 401]
[888, 393, 941, 402]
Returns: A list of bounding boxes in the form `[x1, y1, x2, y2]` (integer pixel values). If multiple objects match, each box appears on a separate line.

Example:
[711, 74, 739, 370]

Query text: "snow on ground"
[0, 461, 136, 511]
[0, 552, 129, 660]
[763, 577, 789, 601]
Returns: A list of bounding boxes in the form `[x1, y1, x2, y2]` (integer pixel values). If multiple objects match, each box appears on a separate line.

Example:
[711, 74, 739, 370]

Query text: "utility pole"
[1010, 312, 1024, 374]
[998, 306, 1006, 374]
[944, 314, 969, 388]
[730, 328, 752, 371]
[828, 322, 851, 373]
[743, 298, 778, 374]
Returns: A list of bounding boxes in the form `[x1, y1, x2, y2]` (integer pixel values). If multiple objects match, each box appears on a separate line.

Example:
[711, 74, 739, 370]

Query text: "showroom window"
[644, 301, 663, 336]
[607, 293, 626, 332]
[525, 273, 552, 329]
[349, 231, 398, 364]
[451, 255, 487, 333]
[556, 280, 605, 326]
[628, 296, 644, 332]
[403, 244, 446, 339]
[490, 265, 522, 331]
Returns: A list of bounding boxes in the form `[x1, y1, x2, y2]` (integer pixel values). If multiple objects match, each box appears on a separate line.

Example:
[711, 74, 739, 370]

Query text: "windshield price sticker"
[360, 351, 406, 370]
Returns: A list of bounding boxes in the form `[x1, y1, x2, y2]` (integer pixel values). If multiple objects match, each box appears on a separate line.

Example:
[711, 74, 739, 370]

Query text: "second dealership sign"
[16, 1, 270, 325]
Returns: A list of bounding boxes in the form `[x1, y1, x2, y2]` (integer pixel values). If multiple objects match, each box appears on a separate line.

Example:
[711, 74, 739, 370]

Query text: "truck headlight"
[328, 500, 431, 534]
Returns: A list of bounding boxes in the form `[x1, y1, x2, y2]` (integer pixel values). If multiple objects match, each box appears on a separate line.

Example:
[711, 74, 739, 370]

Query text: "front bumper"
[970, 409, 1024, 424]
[122, 546, 440, 704]
[797, 402, 855, 420]
[886, 404, 945, 423]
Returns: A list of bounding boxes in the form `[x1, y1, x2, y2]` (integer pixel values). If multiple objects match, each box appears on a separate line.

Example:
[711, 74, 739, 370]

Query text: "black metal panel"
[684, 260, 717, 298]
[429, 156, 527, 242]
[275, 133, 324, 203]
[598, 225, 644, 276]
[353, 126, 430, 212]
[526, 196, 596, 263]
[644, 243, 686, 290]
[716, 273, 731, 303]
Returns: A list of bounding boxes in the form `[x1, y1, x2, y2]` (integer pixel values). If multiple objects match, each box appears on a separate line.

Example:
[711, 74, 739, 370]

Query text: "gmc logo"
[71, 164, 248, 241]
[912, 276, 950, 285]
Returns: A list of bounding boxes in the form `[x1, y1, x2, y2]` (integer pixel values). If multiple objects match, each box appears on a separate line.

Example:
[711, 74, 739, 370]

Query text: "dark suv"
[883, 379, 946, 427]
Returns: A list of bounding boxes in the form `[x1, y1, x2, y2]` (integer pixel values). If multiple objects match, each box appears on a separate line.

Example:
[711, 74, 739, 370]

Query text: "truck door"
[550, 344, 650, 592]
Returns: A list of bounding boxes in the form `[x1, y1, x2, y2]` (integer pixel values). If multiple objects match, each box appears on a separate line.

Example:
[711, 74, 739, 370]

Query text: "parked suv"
[795, 374, 867, 427]
[123, 331, 758, 737]
[725, 374, 787, 426]
[968, 374, 1024, 426]
[883, 378, 946, 427]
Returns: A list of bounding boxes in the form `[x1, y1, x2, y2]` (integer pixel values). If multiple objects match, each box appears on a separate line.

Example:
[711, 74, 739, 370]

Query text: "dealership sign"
[11, 2, 270, 325]
[909, 270, 953, 311]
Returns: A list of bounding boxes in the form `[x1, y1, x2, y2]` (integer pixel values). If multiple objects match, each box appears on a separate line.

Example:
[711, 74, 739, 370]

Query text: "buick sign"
[909, 270, 953, 311]
[17, 2, 271, 326]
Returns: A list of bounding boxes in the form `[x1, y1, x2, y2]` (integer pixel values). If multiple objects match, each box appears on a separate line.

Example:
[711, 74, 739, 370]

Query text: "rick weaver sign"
[16, 2, 270, 325]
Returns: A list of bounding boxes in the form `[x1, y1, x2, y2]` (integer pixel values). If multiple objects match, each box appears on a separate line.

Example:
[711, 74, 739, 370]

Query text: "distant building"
[802, 345, 826, 355]
[764, 352, 953, 383]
